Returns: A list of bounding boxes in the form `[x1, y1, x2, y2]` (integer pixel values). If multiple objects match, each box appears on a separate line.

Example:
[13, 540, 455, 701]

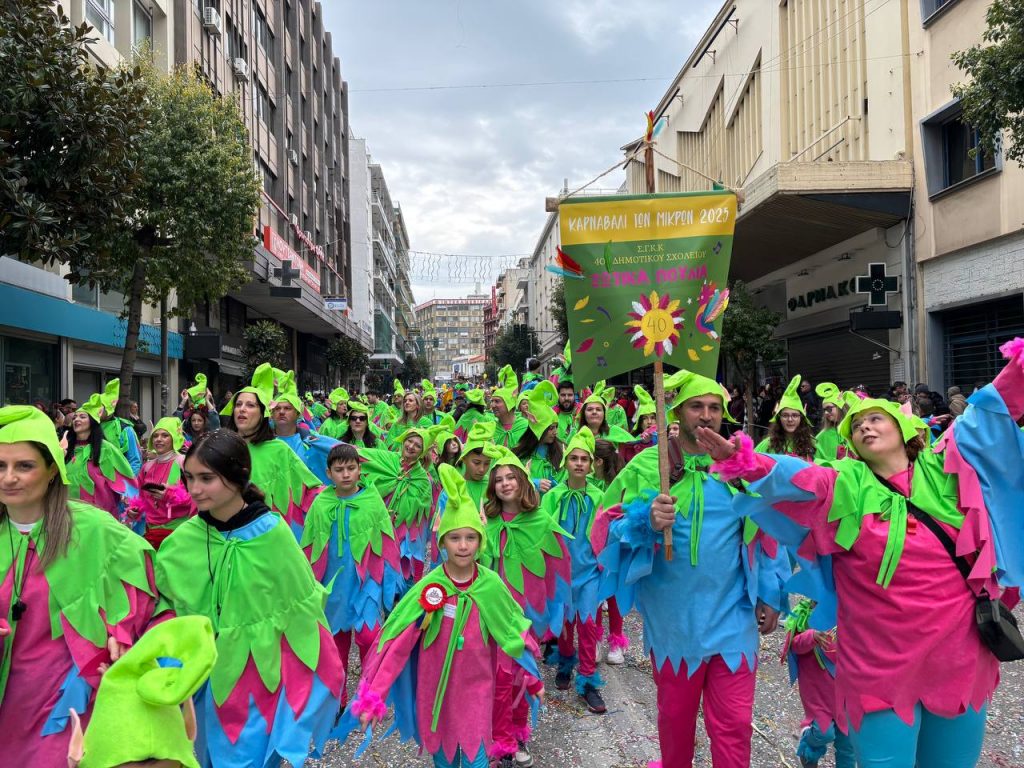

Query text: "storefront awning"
[732, 160, 913, 283]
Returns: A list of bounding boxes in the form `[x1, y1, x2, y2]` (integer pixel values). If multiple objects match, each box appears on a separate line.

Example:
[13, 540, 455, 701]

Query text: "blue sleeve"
[755, 544, 791, 612]
[208, 410, 221, 429]
[122, 426, 143, 475]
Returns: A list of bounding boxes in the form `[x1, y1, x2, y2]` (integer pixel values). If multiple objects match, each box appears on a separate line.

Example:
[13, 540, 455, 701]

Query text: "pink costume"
[788, 629, 838, 730]
[132, 453, 197, 548]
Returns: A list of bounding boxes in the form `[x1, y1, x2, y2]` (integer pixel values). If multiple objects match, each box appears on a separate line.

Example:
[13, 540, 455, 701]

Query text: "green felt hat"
[771, 375, 810, 424]
[633, 384, 656, 424]
[436, 463, 487, 553]
[465, 388, 485, 406]
[459, 420, 497, 459]
[562, 425, 595, 468]
[395, 427, 432, 455]
[393, 379, 405, 398]
[78, 393, 105, 425]
[523, 380, 558, 439]
[497, 364, 519, 392]
[304, 391, 314, 403]
[583, 380, 608, 407]
[421, 379, 437, 400]
[220, 363, 274, 416]
[274, 370, 304, 414]
[599, 381, 617, 407]
[815, 382, 843, 408]
[328, 387, 350, 407]
[148, 416, 185, 453]
[76, 615, 217, 768]
[187, 374, 208, 410]
[347, 400, 370, 416]
[0, 405, 68, 484]
[838, 397, 920, 451]
[482, 443, 528, 474]
[664, 369, 738, 424]
[98, 378, 120, 416]
[491, 385, 517, 412]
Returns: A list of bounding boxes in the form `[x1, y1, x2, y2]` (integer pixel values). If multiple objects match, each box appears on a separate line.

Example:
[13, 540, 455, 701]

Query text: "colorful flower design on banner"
[625, 290, 684, 357]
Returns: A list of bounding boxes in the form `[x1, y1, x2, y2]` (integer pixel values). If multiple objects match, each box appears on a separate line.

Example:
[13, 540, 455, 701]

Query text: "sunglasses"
[349, 414, 367, 422]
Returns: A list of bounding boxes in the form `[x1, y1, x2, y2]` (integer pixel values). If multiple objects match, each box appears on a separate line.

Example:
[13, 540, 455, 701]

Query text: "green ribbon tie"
[430, 593, 472, 732]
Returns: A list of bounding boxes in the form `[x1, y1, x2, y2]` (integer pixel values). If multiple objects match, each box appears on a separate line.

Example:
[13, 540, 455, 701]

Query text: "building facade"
[415, 297, 488, 382]
[622, 0, 916, 395]
[173, 0, 371, 396]
[0, 1, 181, 417]
[346, 135, 375, 341]
[908, 0, 1024, 392]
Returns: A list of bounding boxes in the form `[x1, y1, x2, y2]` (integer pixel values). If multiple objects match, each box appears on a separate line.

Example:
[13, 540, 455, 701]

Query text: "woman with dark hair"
[182, 408, 218, 449]
[220, 364, 321, 537]
[514, 381, 565, 495]
[453, 389, 493, 440]
[481, 447, 572, 765]
[755, 375, 816, 462]
[155, 428, 344, 768]
[0, 406, 158, 766]
[620, 385, 659, 464]
[575, 390, 634, 445]
[340, 401, 380, 448]
[697, 338, 1024, 767]
[64, 394, 137, 520]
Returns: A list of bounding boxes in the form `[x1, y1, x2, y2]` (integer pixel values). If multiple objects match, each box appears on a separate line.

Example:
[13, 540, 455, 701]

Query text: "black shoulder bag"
[876, 475, 1024, 662]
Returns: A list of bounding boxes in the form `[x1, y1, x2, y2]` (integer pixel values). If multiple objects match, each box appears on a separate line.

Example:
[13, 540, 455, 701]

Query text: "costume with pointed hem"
[335, 564, 541, 763]
[0, 502, 159, 767]
[155, 506, 344, 768]
[247, 438, 321, 536]
[318, 415, 348, 440]
[359, 447, 434, 582]
[720, 341, 1024, 737]
[813, 426, 848, 462]
[301, 483, 406, 651]
[67, 441, 138, 523]
[275, 431, 342, 485]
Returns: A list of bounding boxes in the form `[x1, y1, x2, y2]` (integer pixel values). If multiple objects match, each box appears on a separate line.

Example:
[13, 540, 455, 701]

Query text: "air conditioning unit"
[232, 58, 249, 82]
[287, 149, 299, 167]
[202, 7, 221, 36]
[289, 213, 299, 227]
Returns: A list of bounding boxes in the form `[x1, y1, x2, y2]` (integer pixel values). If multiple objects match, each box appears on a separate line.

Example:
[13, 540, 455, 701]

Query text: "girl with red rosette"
[335, 464, 543, 768]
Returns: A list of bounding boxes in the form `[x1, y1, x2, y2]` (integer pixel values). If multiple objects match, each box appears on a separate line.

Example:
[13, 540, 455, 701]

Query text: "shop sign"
[324, 297, 348, 312]
[263, 225, 321, 293]
[785, 257, 898, 319]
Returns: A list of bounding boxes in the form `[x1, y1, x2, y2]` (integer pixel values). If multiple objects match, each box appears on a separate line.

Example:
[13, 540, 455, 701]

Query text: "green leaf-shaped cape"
[480, 509, 571, 594]
[300, 484, 396, 566]
[358, 448, 432, 528]
[67, 442, 134, 496]
[154, 514, 331, 705]
[541, 480, 604, 540]
[248, 439, 321, 517]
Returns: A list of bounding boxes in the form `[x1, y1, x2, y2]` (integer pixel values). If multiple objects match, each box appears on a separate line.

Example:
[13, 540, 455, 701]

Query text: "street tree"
[0, 3, 147, 263]
[550, 277, 569, 346]
[100, 58, 261, 414]
[242, 320, 289, 376]
[952, 0, 1024, 163]
[719, 280, 783, 428]
[490, 324, 537, 373]
[403, 353, 430, 384]
[326, 335, 369, 386]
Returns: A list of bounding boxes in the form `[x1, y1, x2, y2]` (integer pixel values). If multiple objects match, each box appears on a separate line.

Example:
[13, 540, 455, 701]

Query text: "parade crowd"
[2, 339, 1024, 768]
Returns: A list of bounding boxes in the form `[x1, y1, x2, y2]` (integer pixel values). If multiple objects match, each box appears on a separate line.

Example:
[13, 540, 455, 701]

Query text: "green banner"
[556, 190, 736, 387]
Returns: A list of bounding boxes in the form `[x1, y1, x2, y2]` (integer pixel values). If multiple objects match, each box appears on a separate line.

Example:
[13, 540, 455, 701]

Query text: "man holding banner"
[558, 189, 788, 767]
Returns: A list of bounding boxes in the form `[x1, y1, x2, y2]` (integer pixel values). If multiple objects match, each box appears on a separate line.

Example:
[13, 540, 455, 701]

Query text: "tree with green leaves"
[550, 277, 568, 346]
[0, 3, 147, 263]
[952, 0, 1024, 163]
[403, 352, 430, 383]
[719, 280, 784, 428]
[100, 59, 261, 413]
[490, 324, 538, 373]
[243, 320, 288, 377]
[326, 335, 370, 386]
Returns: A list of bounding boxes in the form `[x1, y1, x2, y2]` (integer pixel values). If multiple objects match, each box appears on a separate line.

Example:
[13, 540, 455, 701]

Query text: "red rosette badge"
[419, 583, 447, 613]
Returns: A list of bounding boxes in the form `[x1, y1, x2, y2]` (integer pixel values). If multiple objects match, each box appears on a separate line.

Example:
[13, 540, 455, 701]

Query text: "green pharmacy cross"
[855, 262, 898, 306]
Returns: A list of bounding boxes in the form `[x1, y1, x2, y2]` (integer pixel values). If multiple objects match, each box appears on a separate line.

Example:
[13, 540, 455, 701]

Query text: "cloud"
[322, 0, 721, 302]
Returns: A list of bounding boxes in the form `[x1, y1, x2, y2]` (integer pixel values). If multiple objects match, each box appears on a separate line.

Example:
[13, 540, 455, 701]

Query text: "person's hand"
[814, 630, 835, 649]
[755, 601, 779, 635]
[695, 427, 740, 462]
[538, 478, 553, 493]
[358, 709, 383, 732]
[0, 618, 10, 637]
[650, 493, 677, 531]
[179, 389, 189, 401]
[536, 685, 546, 707]
[144, 486, 166, 502]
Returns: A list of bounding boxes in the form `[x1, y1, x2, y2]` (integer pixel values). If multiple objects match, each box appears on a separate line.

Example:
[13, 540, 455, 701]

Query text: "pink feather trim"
[489, 737, 518, 758]
[125, 493, 155, 520]
[350, 681, 386, 721]
[513, 724, 532, 743]
[607, 632, 630, 652]
[711, 431, 757, 481]
[164, 483, 193, 507]
[648, 762, 663, 768]
[1000, 337, 1024, 369]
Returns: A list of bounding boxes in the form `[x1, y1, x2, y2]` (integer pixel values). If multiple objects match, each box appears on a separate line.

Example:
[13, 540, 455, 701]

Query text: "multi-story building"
[393, 205, 418, 364]
[0, 2, 181, 416]
[346, 134, 375, 341]
[483, 286, 499, 360]
[624, 0, 915, 394]
[367, 163, 402, 375]
[415, 297, 489, 382]
[173, 0, 371, 395]
[908, 0, 1024, 391]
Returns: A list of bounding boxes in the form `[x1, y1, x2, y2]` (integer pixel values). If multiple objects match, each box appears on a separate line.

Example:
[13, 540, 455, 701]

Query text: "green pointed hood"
[633, 384, 656, 423]
[79, 616, 217, 768]
[97, 378, 120, 416]
[481, 443, 528, 473]
[815, 381, 843, 408]
[771, 375, 809, 424]
[0, 405, 68, 484]
[421, 379, 437, 400]
[328, 387, 350, 407]
[838, 397, 921, 452]
[436, 463, 487, 553]
[78, 393, 106, 425]
[148, 416, 185, 453]
[523, 380, 558, 439]
[465, 388, 485, 406]
[274, 370, 304, 413]
[220, 363, 274, 416]
[187, 374, 208, 410]
[561, 425, 595, 468]
[497, 364, 519, 392]
[459, 420, 496, 459]
[664, 368, 738, 424]
[393, 378, 405, 398]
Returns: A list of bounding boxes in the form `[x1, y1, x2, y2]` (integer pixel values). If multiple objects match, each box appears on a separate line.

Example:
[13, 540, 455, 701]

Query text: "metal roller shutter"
[786, 327, 891, 396]
[941, 296, 1024, 391]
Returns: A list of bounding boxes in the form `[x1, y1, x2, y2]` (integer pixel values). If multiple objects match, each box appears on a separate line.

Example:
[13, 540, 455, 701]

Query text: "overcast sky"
[322, 1, 721, 304]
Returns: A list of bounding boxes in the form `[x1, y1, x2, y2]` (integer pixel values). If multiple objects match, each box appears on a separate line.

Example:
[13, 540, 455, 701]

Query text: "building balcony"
[731, 160, 913, 283]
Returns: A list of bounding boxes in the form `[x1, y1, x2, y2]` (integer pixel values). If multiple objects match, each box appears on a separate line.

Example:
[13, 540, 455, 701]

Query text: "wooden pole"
[644, 136, 673, 561]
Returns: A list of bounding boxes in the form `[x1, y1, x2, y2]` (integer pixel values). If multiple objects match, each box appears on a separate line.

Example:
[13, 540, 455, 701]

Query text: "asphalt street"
[312, 608, 1024, 768]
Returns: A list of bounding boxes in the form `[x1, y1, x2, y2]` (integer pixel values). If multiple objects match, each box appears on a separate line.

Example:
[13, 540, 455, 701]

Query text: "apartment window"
[133, 1, 153, 49]
[86, 0, 114, 43]
[921, 0, 959, 24]
[253, 6, 274, 57]
[921, 101, 999, 197]
[254, 82, 272, 127]
[259, 160, 275, 196]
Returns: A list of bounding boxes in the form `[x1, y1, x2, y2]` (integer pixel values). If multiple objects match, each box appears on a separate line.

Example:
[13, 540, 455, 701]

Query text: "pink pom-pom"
[164, 484, 193, 507]
[489, 737, 519, 758]
[513, 724, 532, 743]
[1000, 337, 1024, 369]
[648, 762, 663, 768]
[125, 494, 155, 520]
[350, 681, 387, 721]
[608, 632, 630, 652]
[711, 431, 757, 481]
